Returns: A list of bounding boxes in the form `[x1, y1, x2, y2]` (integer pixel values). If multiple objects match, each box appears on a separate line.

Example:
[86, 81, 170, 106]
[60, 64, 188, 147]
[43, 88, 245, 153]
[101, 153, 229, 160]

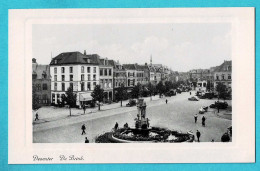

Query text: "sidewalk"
[33, 95, 163, 126]
[214, 107, 232, 120]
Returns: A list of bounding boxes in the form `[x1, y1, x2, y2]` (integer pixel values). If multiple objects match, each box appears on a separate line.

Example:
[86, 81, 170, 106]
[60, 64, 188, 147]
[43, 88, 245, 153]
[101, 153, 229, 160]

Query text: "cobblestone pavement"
[33, 91, 232, 143]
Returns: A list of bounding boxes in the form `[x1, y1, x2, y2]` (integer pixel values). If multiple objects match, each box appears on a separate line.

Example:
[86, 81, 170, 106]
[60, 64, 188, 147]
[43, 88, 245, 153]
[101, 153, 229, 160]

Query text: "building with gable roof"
[50, 51, 100, 108]
[32, 58, 51, 107]
[213, 60, 232, 90]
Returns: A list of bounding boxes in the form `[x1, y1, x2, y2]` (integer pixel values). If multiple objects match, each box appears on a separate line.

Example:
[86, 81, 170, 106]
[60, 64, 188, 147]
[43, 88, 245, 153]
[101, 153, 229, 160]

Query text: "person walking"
[83, 104, 86, 114]
[35, 112, 39, 121]
[114, 122, 119, 130]
[85, 137, 89, 143]
[196, 130, 201, 142]
[166, 99, 168, 104]
[81, 124, 86, 135]
[202, 116, 206, 127]
[194, 114, 198, 123]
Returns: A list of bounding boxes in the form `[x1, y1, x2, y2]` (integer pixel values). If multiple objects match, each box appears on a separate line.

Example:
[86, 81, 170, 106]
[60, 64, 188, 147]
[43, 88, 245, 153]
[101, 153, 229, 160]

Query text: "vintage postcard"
[8, 8, 255, 163]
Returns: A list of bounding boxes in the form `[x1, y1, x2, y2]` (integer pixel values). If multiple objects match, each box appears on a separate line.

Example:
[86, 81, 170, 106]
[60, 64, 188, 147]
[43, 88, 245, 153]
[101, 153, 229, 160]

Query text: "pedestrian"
[124, 122, 129, 129]
[85, 137, 89, 143]
[202, 116, 206, 127]
[83, 104, 86, 114]
[194, 114, 198, 123]
[35, 112, 39, 121]
[196, 130, 201, 142]
[114, 122, 118, 130]
[81, 124, 86, 135]
[211, 139, 214, 142]
[166, 99, 168, 104]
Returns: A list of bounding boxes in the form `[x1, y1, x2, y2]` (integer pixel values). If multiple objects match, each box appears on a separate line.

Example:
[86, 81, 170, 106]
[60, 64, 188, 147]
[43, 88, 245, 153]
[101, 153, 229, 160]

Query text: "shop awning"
[79, 93, 92, 101]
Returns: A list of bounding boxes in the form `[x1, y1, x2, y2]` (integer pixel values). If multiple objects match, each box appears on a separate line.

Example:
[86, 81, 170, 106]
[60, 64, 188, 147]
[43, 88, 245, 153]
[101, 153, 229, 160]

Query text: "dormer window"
[54, 60, 57, 64]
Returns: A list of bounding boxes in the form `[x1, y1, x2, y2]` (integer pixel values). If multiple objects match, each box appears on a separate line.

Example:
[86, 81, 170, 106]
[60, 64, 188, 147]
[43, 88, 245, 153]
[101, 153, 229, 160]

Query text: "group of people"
[194, 114, 206, 127]
[194, 115, 207, 142]
[81, 124, 89, 143]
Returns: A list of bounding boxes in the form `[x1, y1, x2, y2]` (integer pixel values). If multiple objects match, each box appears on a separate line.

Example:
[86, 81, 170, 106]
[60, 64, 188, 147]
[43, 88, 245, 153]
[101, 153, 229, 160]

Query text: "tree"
[156, 81, 165, 98]
[91, 85, 104, 110]
[116, 84, 128, 107]
[215, 82, 227, 113]
[32, 84, 39, 110]
[165, 81, 173, 93]
[131, 83, 142, 99]
[63, 86, 77, 116]
[147, 82, 155, 100]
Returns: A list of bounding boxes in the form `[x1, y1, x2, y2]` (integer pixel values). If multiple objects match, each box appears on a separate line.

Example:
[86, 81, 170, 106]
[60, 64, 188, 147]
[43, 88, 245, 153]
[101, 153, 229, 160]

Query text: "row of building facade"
[32, 50, 232, 108]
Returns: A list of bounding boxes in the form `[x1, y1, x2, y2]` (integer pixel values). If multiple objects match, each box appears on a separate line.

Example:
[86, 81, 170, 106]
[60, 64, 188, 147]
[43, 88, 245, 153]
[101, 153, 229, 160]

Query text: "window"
[109, 69, 112, 76]
[104, 69, 107, 76]
[81, 82, 85, 91]
[81, 66, 84, 73]
[93, 74, 96, 81]
[61, 67, 65, 73]
[36, 84, 41, 91]
[52, 93, 55, 103]
[116, 82, 118, 87]
[222, 75, 225, 80]
[62, 83, 65, 91]
[42, 83, 47, 90]
[93, 82, 96, 88]
[87, 67, 90, 73]
[54, 75, 57, 81]
[62, 75, 65, 81]
[70, 75, 73, 81]
[100, 69, 103, 76]
[88, 74, 91, 81]
[216, 75, 219, 80]
[32, 73, 37, 79]
[128, 79, 130, 86]
[54, 83, 57, 91]
[42, 73, 47, 79]
[70, 67, 73, 73]
[54, 67, 57, 74]
[81, 74, 84, 81]
[93, 67, 96, 73]
[54, 60, 57, 64]
[87, 82, 91, 90]
[228, 74, 231, 80]
[70, 82, 73, 89]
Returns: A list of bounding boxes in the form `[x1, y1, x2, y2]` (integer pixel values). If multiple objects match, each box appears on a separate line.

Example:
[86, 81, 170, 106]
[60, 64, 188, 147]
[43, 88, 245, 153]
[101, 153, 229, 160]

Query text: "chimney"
[32, 58, 36, 63]
[84, 50, 86, 55]
[145, 63, 147, 66]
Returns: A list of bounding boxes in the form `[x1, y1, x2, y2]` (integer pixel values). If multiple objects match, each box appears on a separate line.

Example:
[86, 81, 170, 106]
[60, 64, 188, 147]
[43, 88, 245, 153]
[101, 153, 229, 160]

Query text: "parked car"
[199, 107, 206, 114]
[188, 96, 199, 101]
[199, 106, 208, 114]
[165, 89, 176, 97]
[210, 101, 228, 109]
[126, 99, 137, 107]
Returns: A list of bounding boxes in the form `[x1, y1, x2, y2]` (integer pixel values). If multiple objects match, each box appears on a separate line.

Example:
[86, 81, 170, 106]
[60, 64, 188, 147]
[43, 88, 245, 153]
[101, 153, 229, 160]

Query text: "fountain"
[95, 99, 194, 143]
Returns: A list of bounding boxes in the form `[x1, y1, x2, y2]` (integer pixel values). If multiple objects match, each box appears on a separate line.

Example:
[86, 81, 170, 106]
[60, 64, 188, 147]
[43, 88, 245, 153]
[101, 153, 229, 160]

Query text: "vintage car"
[188, 96, 199, 101]
[199, 106, 208, 114]
[165, 89, 176, 97]
[210, 101, 228, 109]
[126, 99, 137, 107]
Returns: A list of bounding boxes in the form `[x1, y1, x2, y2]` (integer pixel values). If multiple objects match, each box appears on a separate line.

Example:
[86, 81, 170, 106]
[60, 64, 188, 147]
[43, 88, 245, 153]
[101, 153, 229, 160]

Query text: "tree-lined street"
[33, 91, 231, 143]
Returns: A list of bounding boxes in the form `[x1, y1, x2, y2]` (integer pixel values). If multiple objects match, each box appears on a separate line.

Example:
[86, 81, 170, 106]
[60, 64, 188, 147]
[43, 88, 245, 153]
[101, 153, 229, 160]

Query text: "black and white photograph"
[32, 23, 232, 143]
[9, 8, 254, 163]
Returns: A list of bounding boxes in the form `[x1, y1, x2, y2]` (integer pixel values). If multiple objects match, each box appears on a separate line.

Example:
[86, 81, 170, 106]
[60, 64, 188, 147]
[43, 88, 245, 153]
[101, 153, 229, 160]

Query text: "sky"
[32, 23, 231, 72]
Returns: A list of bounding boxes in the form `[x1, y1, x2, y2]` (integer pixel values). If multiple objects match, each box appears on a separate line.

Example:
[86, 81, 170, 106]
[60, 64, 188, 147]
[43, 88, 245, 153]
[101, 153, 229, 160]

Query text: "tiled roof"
[50, 52, 88, 65]
[32, 64, 51, 79]
[123, 64, 136, 70]
[50, 52, 101, 65]
[214, 60, 232, 72]
[136, 64, 149, 71]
